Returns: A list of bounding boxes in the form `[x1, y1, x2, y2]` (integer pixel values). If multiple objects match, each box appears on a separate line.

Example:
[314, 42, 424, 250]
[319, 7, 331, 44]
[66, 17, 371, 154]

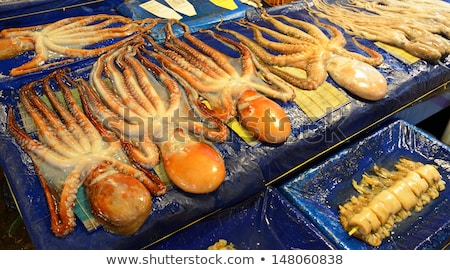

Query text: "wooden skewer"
[348, 226, 359, 236]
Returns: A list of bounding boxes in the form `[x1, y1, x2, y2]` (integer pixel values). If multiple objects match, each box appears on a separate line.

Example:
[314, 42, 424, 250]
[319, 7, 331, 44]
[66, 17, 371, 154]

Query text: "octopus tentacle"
[119, 52, 162, 114]
[164, 40, 226, 80]
[219, 6, 387, 98]
[146, 35, 219, 83]
[260, 9, 320, 44]
[78, 78, 160, 169]
[7, 107, 76, 168]
[43, 33, 139, 59]
[199, 28, 256, 81]
[266, 54, 329, 90]
[42, 15, 135, 36]
[120, 138, 161, 170]
[215, 21, 310, 66]
[310, 16, 384, 66]
[146, 48, 233, 122]
[150, 51, 235, 121]
[334, 38, 384, 66]
[60, 76, 108, 152]
[51, 166, 83, 236]
[20, 81, 83, 158]
[136, 50, 181, 116]
[34, 164, 80, 237]
[10, 59, 75, 77]
[9, 34, 51, 74]
[2, 14, 145, 76]
[90, 53, 146, 122]
[202, 27, 295, 102]
[248, 54, 297, 101]
[179, 117, 230, 143]
[103, 156, 166, 196]
[41, 72, 92, 153]
[235, 20, 313, 54]
[104, 45, 153, 117]
[138, 45, 233, 130]
[307, 0, 450, 62]
[147, 20, 293, 142]
[144, 45, 223, 93]
[169, 20, 239, 77]
[1, 25, 45, 36]
[238, 18, 312, 45]
[162, 22, 229, 79]
[47, 21, 139, 43]
[78, 74, 145, 139]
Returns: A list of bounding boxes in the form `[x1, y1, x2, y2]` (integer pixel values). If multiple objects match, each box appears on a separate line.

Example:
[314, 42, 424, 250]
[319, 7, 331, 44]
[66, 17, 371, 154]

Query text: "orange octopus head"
[159, 129, 226, 194]
[85, 169, 152, 235]
[237, 90, 291, 144]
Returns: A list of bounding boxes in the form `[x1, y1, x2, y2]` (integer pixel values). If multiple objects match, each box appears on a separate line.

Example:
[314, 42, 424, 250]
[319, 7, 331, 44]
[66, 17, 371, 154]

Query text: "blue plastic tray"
[150, 187, 336, 250]
[280, 119, 450, 249]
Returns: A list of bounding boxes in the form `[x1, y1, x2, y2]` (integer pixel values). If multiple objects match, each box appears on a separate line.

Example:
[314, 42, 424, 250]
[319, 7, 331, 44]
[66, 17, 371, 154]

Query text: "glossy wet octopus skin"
[339, 158, 445, 247]
[0, 14, 157, 76]
[80, 37, 227, 194]
[308, 0, 450, 63]
[146, 19, 295, 143]
[216, 8, 387, 101]
[7, 69, 166, 237]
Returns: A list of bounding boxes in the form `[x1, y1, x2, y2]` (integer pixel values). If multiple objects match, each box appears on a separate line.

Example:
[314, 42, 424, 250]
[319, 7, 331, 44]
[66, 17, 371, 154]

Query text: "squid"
[339, 158, 445, 246]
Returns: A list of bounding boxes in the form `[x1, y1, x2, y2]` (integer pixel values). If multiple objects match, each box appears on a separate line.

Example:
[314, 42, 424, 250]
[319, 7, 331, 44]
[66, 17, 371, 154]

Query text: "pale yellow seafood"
[216, 8, 387, 100]
[339, 158, 445, 246]
[307, 0, 450, 63]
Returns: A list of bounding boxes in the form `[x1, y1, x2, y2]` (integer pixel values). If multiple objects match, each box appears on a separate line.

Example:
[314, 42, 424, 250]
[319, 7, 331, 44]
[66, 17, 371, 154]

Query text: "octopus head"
[326, 56, 387, 101]
[85, 167, 152, 235]
[237, 90, 291, 144]
[159, 129, 226, 194]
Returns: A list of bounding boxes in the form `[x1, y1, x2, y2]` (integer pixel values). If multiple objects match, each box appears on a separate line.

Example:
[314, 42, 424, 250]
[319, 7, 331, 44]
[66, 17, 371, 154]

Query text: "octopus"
[0, 14, 155, 76]
[79, 36, 228, 194]
[307, 0, 450, 63]
[339, 158, 446, 247]
[215, 8, 388, 101]
[145, 19, 296, 144]
[7, 69, 166, 237]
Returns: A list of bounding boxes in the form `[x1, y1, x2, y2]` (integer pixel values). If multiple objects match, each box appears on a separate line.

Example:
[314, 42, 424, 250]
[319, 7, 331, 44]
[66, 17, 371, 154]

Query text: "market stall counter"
[0, 0, 449, 249]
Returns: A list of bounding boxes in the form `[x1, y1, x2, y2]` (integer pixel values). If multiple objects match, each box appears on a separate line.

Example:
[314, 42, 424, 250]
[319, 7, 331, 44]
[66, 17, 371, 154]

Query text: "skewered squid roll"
[339, 158, 445, 247]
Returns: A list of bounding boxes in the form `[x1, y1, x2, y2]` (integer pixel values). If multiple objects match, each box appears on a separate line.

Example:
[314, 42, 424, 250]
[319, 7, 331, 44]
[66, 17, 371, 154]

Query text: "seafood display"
[307, 0, 450, 63]
[1, 0, 449, 248]
[339, 158, 446, 247]
[146, 19, 296, 144]
[0, 14, 152, 76]
[80, 36, 228, 194]
[215, 8, 387, 101]
[7, 69, 166, 237]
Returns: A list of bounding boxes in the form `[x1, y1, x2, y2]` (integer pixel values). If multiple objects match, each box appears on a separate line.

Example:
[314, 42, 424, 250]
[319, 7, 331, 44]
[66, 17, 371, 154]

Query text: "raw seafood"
[0, 14, 156, 76]
[339, 158, 445, 246]
[80, 36, 228, 194]
[216, 8, 387, 100]
[307, 0, 450, 63]
[146, 19, 295, 144]
[7, 69, 166, 236]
